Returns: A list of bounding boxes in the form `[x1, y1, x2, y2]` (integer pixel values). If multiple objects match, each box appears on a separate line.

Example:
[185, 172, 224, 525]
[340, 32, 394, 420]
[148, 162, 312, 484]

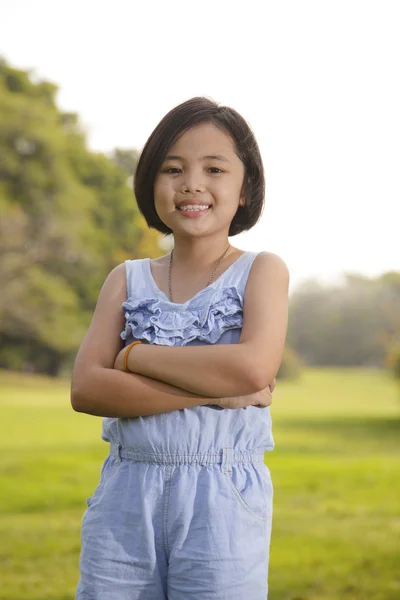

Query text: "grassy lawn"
[0, 368, 399, 599]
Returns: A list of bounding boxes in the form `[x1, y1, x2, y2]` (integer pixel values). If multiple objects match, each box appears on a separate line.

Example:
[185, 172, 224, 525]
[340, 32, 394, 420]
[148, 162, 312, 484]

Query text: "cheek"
[154, 183, 176, 217]
[153, 183, 166, 208]
[154, 178, 174, 198]
[217, 180, 242, 202]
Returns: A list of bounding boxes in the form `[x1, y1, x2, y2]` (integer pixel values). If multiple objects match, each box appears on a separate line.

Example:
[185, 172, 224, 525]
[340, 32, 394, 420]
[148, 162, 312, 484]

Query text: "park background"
[1, 1, 399, 598]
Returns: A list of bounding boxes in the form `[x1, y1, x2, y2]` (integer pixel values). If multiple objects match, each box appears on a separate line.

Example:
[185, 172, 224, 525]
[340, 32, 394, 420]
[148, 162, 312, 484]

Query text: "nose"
[181, 170, 206, 194]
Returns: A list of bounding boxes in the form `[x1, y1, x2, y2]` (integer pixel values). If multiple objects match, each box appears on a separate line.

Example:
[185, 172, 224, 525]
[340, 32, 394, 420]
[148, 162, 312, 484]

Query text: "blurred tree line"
[0, 58, 161, 375]
[281, 273, 400, 380]
[0, 58, 399, 379]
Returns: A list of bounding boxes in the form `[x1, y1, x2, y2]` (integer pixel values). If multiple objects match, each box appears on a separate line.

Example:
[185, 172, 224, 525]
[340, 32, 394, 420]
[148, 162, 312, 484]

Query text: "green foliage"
[0, 368, 399, 599]
[0, 57, 161, 375]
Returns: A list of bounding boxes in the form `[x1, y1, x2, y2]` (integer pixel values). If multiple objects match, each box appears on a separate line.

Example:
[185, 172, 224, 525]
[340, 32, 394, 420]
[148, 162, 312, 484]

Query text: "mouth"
[176, 204, 211, 211]
[175, 203, 212, 218]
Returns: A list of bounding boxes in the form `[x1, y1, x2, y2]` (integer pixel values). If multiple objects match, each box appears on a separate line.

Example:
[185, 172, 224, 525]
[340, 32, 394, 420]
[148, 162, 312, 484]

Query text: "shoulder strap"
[221, 250, 265, 290]
[124, 258, 148, 300]
[241, 250, 266, 279]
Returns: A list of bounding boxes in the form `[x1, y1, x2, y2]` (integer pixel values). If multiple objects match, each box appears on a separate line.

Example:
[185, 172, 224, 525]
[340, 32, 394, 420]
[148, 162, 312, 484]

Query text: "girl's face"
[154, 122, 245, 238]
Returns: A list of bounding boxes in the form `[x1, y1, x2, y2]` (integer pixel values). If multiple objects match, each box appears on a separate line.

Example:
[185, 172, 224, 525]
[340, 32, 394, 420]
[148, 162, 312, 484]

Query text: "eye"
[163, 167, 182, 174]
[208, 167, 224, 174]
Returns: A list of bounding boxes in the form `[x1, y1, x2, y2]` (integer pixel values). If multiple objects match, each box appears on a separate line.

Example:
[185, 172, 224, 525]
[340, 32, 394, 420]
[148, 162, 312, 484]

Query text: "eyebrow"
[163, 154, 231, 163]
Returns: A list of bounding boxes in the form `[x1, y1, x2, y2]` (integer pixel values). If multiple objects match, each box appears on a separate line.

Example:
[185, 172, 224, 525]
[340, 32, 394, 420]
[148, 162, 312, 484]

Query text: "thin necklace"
[168, 244, 231, 303]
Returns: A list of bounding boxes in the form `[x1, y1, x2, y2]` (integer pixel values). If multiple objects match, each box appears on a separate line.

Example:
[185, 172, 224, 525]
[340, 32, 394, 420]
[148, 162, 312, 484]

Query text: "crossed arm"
[114, 252, 289, 396]
[71, 252, 289, 417]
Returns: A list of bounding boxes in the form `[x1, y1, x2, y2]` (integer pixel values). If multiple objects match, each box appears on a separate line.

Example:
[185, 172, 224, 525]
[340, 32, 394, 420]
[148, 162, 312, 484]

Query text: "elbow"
[237, 355, 266, 394]
[70, 380, 90, 413]
[71, 388, 84, 413]
[239, 345, 276, 393]
[242, 366, 266, 394]
[70, 364, 100, 413]
[249, 365, 277, 392]
[248, 373, 265, 393]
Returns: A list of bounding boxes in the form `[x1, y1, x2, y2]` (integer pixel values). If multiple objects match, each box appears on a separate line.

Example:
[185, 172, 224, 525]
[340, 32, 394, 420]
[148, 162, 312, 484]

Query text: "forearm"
[71, 367, 216, 417]
[126, 342, 259, 397]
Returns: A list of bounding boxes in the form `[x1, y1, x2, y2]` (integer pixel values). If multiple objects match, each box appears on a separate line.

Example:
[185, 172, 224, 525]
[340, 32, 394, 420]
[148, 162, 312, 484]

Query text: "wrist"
[126, 341, 146, 374]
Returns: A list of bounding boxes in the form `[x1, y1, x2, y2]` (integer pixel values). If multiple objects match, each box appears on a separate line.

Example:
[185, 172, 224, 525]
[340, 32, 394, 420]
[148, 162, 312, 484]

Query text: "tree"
[0, 57, 161, 375]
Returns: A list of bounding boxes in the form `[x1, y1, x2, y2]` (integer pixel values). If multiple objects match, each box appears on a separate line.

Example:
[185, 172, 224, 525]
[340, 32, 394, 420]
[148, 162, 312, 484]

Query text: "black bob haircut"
[134, 96, 265, 237]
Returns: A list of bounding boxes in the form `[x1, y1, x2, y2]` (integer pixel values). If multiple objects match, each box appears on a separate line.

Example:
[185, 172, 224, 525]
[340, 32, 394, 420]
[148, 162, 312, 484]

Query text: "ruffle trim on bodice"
[120, 284, 244, 346]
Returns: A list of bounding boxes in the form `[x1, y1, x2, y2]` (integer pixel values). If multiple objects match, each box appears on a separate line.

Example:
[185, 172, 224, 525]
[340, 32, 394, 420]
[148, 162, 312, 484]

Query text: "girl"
[71, 96, 289, 599]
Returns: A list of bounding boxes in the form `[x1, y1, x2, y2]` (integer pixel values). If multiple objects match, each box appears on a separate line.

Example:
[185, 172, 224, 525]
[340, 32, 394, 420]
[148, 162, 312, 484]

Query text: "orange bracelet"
[123, 340, 142, 372]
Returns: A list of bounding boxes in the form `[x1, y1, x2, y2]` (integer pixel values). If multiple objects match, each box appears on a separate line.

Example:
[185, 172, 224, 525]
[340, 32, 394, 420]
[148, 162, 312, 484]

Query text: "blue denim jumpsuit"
[76, 250, 275, 600]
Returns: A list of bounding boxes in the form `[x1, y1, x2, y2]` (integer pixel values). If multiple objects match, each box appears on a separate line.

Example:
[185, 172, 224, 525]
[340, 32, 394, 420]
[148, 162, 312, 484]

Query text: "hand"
[217, 379, 276, 409]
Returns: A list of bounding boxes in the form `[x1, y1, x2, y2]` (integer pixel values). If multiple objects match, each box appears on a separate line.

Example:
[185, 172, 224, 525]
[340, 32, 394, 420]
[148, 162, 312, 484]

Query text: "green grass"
[1, 368, 399, 599]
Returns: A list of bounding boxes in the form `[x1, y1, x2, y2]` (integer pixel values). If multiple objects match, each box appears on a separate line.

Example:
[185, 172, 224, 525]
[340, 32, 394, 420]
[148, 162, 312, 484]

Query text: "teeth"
[178, 205, 210, 212]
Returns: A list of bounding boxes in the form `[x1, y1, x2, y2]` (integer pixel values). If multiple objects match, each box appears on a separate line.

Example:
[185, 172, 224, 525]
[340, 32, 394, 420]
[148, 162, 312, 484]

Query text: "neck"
[169, 237, 232, 269]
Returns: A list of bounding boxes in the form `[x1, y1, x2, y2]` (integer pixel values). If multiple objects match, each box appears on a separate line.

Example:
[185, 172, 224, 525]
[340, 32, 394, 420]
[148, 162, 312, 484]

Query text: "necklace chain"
[168, 244, 231, 303]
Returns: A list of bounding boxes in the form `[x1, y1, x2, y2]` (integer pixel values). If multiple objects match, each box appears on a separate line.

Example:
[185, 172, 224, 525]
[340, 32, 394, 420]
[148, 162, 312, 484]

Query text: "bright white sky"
[1, 0, 399, 292]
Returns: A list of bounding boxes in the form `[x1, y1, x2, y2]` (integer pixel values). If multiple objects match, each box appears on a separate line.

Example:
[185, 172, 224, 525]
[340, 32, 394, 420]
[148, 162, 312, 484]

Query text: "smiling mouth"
[176, 205, 211, 212]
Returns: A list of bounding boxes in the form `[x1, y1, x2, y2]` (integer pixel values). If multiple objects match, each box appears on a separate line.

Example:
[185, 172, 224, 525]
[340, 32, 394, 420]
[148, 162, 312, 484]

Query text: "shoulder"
[249, 251, 290, 285]
[97, 262, 128, 299]
[242, 251, 290, 320]
[105, 262, 127, 283]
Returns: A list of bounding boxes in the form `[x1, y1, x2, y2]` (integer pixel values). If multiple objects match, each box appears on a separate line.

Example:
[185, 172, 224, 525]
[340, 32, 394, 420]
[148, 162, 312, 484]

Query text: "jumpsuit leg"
[76, 454, 169, 600]
[166, 448, 273, 600]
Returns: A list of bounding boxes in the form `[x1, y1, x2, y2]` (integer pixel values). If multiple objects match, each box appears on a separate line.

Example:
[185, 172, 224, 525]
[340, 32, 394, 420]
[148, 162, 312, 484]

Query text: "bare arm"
[70, 264, 216, 417]
[72, 368, 216, 417]
[121, 252, 290, 396]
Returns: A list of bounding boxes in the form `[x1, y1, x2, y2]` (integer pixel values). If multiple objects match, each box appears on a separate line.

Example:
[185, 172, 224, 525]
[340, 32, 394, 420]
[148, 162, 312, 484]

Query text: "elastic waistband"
[110, 443, 264, 472]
